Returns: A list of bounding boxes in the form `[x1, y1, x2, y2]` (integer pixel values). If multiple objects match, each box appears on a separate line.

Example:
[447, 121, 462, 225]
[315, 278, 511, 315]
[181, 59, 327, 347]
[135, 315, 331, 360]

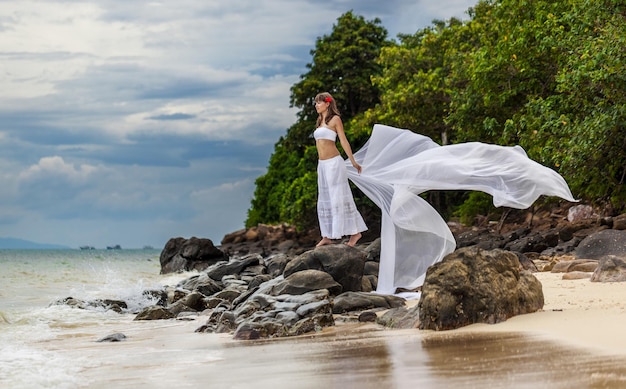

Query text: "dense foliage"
[247, 1, 626, 232]
[246, 12, 389, 228]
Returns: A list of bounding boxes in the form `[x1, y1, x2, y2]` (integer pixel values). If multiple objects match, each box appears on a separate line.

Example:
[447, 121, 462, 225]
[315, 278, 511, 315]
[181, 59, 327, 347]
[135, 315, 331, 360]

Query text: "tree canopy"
[247, 1, 626, 232]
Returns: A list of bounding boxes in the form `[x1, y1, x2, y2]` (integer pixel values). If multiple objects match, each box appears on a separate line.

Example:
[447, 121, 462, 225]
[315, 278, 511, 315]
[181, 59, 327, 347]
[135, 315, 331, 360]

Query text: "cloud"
[0, 0, 477, 248]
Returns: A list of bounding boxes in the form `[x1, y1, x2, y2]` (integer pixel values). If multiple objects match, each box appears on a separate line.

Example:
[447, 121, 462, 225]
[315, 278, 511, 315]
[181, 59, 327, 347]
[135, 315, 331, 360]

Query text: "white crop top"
[314, 126, 337, 141]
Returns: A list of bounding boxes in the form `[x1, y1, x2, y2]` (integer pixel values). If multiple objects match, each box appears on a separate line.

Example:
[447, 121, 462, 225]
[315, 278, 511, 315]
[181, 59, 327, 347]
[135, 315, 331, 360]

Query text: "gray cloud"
[0, 0, 477, 248]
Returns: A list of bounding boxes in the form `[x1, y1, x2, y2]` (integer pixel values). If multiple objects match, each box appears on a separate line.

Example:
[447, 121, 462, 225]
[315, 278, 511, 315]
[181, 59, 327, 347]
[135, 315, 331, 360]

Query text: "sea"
[2, 249, 626, 389]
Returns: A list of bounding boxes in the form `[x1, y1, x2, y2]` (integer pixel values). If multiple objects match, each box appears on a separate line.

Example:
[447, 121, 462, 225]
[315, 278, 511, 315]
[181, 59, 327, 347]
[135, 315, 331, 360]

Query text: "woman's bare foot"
[346, 233, 362, 247]
[316, 237, 333, 247]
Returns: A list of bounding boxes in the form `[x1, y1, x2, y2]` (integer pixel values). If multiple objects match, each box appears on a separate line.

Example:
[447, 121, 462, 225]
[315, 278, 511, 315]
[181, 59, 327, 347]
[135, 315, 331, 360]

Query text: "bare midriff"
[316, 139, 341, 160]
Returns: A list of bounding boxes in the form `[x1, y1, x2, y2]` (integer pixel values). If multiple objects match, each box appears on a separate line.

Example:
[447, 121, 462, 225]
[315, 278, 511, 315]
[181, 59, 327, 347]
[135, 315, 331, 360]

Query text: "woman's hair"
[315, 92, 341, 127]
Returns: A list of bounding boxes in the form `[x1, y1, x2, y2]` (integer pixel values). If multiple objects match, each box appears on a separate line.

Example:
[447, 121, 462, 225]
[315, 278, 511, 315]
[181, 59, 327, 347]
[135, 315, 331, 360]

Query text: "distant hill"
[0, 237, 70, 249]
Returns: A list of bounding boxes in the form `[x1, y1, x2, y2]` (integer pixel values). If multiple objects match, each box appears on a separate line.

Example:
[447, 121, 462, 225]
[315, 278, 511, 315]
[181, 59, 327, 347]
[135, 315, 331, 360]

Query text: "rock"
[590, 255, 626, 282]
[332, 291, 405, 314]
[50, 297, 128, 314]
[96, 333, 127, 342]
[363, 261, 379, 276]
[283, 245, 366, 292]
[418, 247, 544, 331]
[178, 274, 224, 296]
[505, 231, 558, 253]
[269, 269, 342, 296]
[551, 259, 598, 273]
[205, 255, 261, 281]
[160, 237, 227, 274]
[287, 313, 334, 336]
[613, 214, 626, 230]
[575, 230, 626, 259]
[248, 275, 273, 290]
[567, 204, 596, 222]
[233, 322, 287, 340]
[142, 289, 168, 306]
[455, 228, 505, 250]
[134, 306, 176, 320]
[513, 252, 538, 272]
[562, 271, 592, 280]
[364, 239, 381, 262]
[358, 311, 378, 322]
[265, 254, 291, 277]
[227, 289, 334, 339]
[377, 305, 420, 329]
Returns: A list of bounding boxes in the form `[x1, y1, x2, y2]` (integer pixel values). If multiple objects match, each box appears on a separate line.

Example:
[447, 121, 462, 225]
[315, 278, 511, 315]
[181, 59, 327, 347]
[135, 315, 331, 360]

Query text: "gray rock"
[265, 254, 291, 277]
[296, 300, 331, 317]
[206, 255, 260, 281]
[377, 305, 420, 329]
[332, 291, 405, 314]
[287, 313, 334, 336]
[364, 239, 381, 262]
[363, 261, 379, 276]
[213, 289, 242, 302]
[576, 230, 626, 259]
[269, 269, 342, 296]
[591, 255, 626, 282]
[160, 237, 226, 274]
[96, 333, 127, 342]
[134, 306, 175, 321]
[275, 311, 300, 326]
[265, 254, 292, 277]
[551, 259, 598, 273]
[358, 311, 378, 322]
[283, 245, 365, 292]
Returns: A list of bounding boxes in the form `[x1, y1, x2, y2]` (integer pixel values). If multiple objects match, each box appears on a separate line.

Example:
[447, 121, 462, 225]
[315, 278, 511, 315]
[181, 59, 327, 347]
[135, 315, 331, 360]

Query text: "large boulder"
[160, 237, 227, 274]
[418, 247, 544, 331]
[283, 245, 366, 292]
[575, 230, 626, 259]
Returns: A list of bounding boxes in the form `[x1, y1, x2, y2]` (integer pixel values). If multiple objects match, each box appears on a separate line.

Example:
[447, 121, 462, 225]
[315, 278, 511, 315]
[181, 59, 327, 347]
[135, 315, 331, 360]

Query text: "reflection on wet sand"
[201, 324, 626, 388]
[69, 321, 626, 388]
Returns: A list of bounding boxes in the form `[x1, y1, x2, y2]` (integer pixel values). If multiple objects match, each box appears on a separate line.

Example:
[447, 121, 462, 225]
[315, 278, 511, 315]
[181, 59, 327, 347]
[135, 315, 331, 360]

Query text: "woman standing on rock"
[313, 92, 367, 247]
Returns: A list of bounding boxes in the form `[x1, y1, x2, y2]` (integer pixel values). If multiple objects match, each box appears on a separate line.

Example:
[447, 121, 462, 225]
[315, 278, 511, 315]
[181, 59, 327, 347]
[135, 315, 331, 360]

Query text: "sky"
[0, 0, 477, 249]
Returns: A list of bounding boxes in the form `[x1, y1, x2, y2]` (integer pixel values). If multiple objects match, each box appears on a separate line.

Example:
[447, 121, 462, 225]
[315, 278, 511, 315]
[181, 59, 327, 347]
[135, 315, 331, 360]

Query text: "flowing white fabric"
[345, 124, 576, 295]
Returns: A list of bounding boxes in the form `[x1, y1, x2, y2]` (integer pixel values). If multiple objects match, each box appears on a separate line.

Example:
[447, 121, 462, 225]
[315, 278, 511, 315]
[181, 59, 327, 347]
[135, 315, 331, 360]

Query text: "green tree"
[246, 11, 389, 229]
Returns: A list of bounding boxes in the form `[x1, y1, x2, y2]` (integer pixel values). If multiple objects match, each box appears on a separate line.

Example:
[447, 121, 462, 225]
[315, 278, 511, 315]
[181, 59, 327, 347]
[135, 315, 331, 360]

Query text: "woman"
[313, 92, 367, 247]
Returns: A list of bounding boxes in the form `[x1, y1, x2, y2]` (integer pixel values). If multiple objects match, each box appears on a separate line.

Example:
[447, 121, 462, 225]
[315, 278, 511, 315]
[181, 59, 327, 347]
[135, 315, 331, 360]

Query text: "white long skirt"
[317, 156, 368, 239]
[346, 124, 577, 295]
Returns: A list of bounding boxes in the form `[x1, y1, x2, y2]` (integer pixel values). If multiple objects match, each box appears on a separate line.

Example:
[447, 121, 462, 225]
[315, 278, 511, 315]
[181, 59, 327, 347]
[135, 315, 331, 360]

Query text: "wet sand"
[41, 272, 626, 388]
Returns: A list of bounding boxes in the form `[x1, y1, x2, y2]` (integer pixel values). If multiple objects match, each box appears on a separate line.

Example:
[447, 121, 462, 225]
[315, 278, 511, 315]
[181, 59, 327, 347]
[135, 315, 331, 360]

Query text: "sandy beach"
[449, 271, 626, 356]
[64, 271, 626, 387]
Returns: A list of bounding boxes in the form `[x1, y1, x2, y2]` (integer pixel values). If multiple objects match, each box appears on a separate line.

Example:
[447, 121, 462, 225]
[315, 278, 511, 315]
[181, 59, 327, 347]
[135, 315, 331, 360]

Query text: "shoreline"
[33, 270, 626, 388]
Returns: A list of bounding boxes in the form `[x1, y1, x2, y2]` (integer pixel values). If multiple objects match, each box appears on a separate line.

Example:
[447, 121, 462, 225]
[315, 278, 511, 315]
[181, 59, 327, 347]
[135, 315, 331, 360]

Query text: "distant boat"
[106, 245, 122, 250]
[143, 245, 154, 250]
[79, 246, 95, 250]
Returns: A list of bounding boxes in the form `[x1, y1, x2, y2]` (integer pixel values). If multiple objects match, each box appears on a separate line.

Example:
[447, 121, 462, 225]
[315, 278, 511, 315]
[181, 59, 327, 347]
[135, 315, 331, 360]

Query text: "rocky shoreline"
[54, 203, 626, 340]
